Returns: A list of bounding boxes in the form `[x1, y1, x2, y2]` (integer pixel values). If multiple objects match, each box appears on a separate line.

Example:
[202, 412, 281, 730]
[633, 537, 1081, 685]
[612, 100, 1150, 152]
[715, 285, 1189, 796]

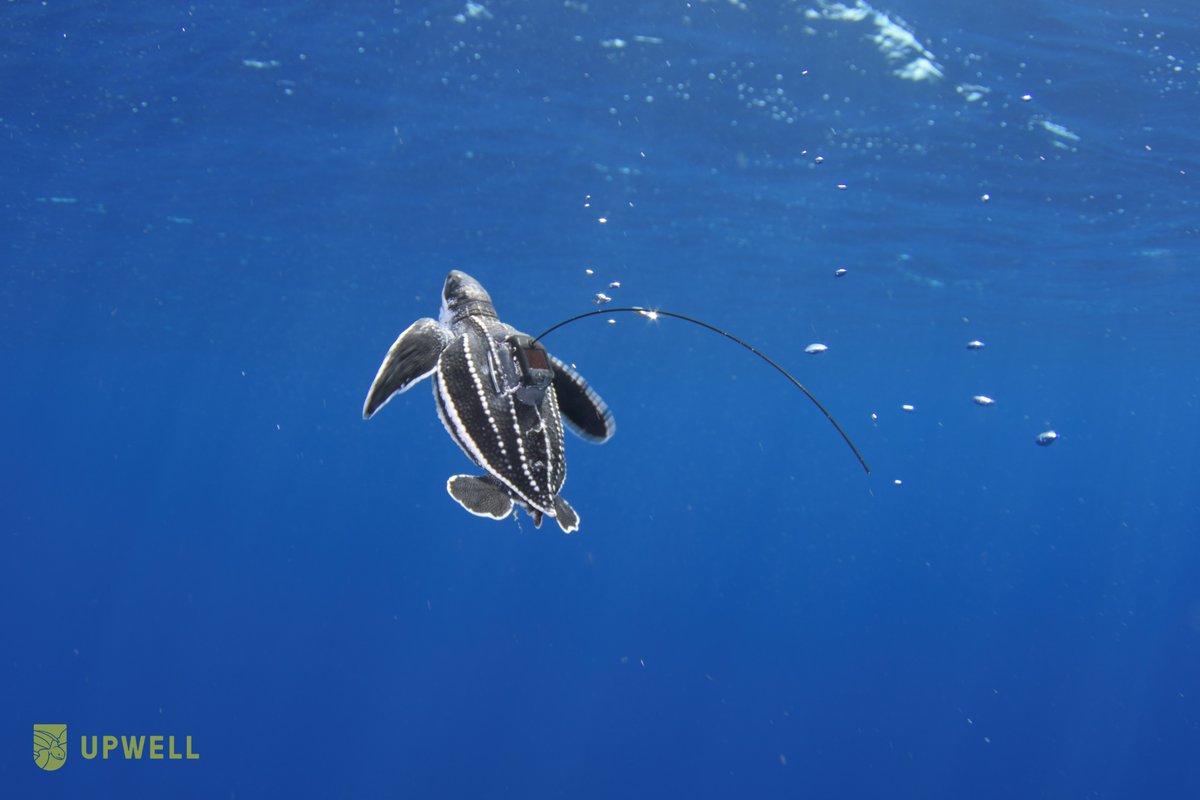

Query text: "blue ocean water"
[3, 0, 1198, 797]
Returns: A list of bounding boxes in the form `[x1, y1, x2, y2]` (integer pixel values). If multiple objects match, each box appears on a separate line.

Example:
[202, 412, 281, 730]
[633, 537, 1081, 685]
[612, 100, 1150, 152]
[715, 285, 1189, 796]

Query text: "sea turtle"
[363, 271, 615, 532]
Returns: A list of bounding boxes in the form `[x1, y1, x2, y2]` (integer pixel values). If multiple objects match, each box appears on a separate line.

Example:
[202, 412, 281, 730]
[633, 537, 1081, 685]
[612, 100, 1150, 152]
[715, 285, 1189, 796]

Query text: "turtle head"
[441, 270, 498, 325]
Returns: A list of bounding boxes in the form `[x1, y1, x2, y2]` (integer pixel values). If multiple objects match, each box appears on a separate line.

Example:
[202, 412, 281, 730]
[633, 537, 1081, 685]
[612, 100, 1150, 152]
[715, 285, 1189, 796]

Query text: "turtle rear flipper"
[446, 474, 514, 521]
[363, 318, 452, 419]
[548, 355, 615, 443]
[553, 495, 580, 534]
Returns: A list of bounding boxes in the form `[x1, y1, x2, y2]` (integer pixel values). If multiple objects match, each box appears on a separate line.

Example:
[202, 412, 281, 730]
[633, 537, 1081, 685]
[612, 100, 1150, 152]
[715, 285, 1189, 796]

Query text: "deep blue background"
[3, 1, 1198, 797]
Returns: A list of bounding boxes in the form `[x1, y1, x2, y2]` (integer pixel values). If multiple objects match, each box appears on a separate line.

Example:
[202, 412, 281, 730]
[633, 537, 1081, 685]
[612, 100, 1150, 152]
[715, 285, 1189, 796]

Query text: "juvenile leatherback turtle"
[363, 271, 615, 532]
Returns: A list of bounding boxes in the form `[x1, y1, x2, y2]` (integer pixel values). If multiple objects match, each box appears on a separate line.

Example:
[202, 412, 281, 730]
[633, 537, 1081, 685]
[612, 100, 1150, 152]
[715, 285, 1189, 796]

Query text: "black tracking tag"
[507, 334, 553, 389]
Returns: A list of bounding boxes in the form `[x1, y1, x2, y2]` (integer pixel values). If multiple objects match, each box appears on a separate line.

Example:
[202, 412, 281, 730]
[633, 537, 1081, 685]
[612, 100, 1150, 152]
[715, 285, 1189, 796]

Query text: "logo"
[33, 724, 68, 771]
[33, 723, 201, 771]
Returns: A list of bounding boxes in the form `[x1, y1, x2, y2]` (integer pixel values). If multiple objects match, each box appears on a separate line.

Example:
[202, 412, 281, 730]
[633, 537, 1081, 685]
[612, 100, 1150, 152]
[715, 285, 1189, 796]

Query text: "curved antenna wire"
[534, 307, 870, 474]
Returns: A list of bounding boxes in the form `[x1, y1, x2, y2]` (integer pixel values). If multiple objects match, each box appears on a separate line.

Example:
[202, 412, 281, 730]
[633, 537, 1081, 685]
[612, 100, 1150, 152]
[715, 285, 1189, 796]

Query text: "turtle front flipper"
[446, 474, 515, 521]
[548, 355, 616, 443]
[363, 318, 452, 419]
[552, 495, 580, 533]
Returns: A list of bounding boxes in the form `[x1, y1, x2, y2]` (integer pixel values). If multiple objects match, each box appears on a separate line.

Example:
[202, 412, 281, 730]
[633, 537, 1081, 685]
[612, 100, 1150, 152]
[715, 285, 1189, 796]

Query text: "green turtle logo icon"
[33, 724, 67, 771]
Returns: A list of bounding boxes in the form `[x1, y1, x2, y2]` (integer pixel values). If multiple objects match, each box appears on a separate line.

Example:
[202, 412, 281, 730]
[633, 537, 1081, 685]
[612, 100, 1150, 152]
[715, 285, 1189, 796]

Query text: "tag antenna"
[535, 308, 870, 474]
